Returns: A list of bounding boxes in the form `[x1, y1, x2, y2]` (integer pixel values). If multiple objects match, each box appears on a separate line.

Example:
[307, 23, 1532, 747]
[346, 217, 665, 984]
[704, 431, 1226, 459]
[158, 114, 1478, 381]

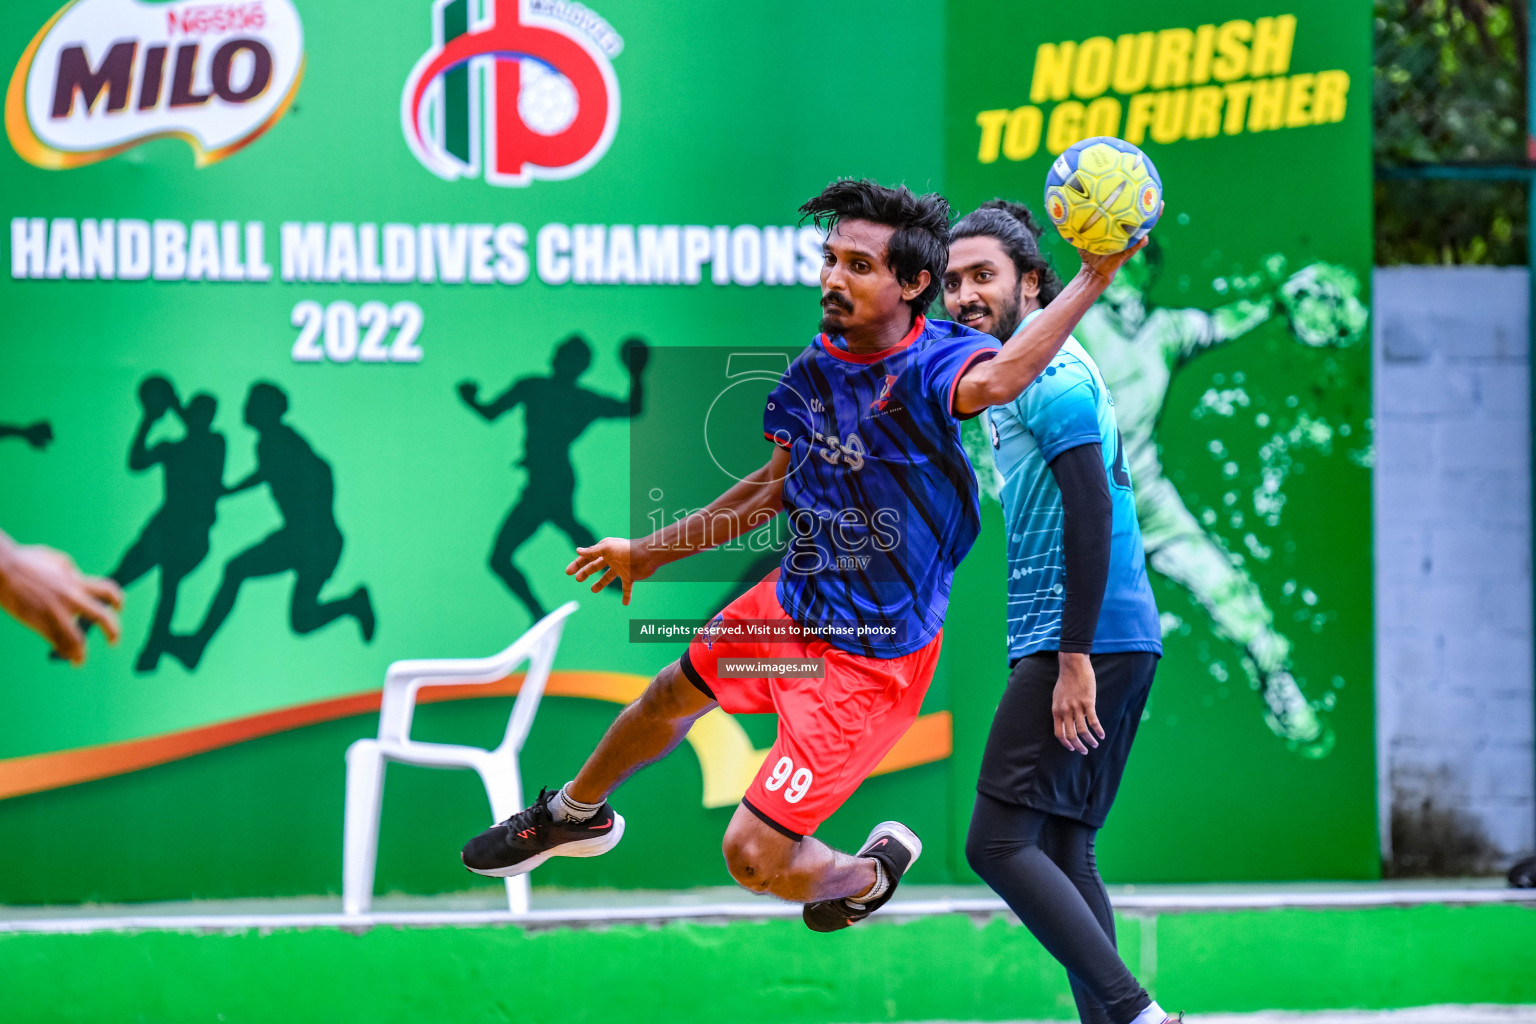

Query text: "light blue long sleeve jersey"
[987, 311, 1162, 660]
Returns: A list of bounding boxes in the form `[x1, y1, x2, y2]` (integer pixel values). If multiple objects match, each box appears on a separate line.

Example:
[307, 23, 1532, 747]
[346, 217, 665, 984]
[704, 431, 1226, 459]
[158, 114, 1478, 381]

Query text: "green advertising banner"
[0, 0, 1373, 905]
[945, 1, 1376, 879]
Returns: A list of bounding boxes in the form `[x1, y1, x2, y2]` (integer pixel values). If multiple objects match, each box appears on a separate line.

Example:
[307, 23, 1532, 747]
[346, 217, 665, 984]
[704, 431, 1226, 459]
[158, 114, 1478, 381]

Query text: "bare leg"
[566, 660, 718, 804]
[721, 805, 878, 904]
[543, 660, 881, 904]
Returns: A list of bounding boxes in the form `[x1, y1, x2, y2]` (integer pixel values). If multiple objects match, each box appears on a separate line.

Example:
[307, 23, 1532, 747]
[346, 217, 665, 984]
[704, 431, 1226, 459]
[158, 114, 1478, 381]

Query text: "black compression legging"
[966, 794, 1153, 1024]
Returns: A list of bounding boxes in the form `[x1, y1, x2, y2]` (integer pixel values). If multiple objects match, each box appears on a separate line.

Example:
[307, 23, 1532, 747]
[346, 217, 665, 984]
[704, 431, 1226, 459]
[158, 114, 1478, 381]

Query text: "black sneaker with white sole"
[802, 821, 922, 932]
[460, 788, 625, 878]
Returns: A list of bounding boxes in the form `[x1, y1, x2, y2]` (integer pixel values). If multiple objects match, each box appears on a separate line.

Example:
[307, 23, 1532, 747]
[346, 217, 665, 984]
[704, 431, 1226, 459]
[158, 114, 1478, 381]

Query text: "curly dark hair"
[799, 179, 950, 317]
[949, 199, 1064, 306]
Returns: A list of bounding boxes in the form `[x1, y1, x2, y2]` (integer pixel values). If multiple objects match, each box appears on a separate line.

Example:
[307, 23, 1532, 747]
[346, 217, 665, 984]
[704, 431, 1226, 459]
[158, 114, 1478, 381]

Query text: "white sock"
[847, 857, 890, 905]
[1130, 1001, 1168, 1024]
[548, 783, 601, 822]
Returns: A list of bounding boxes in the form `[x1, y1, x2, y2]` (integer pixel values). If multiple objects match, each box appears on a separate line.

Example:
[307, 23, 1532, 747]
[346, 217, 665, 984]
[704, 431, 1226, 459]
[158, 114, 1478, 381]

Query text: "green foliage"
[1375, 0, 1525, 162]
[1375, 178, 1528, 264]
[1374, 0, 1530, 264]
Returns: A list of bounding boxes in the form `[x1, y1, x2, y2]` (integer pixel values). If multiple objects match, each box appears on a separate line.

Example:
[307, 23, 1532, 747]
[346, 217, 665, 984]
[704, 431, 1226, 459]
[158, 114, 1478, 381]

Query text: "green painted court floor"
[1, 884, 1532, 1024]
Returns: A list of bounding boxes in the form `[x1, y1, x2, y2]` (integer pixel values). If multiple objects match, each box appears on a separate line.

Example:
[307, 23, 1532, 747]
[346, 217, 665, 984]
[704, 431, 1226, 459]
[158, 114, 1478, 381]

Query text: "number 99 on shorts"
[290, 300, 424, 364]
[763, 756, 813, 803]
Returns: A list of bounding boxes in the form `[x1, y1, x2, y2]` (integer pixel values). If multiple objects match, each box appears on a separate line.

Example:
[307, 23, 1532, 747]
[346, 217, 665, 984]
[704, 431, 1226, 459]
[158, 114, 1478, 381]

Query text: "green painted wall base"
[2, 904, 1533, 1023]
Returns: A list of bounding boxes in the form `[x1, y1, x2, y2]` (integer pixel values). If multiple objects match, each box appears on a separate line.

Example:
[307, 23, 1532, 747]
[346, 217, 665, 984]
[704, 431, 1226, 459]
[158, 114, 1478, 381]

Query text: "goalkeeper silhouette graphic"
[1076, 248, 1366, 753]
[962, 242, 1366, 754]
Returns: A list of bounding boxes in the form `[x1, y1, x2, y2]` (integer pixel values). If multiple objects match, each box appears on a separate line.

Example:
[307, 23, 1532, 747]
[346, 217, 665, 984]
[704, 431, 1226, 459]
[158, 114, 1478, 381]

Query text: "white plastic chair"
[342, 601, 579, 916]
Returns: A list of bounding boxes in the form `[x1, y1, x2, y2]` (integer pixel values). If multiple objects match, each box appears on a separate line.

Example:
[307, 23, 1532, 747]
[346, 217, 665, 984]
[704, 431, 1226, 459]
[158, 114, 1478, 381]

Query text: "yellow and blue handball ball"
[1044, 136, 1162, 255]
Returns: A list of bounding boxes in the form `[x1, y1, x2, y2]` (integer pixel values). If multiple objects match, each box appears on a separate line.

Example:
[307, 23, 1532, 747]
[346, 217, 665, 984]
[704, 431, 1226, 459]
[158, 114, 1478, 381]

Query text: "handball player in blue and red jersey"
[460, 179, 1144, 931]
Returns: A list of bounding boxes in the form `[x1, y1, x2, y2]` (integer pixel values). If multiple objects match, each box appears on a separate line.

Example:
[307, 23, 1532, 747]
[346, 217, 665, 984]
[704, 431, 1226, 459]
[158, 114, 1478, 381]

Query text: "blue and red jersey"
[763, 315, 998, 658]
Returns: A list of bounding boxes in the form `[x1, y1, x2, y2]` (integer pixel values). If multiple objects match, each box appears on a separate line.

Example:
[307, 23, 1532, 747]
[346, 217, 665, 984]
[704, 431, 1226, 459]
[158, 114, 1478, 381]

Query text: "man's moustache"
[821, 295, 853, 312]
[958, 303, 990, 319]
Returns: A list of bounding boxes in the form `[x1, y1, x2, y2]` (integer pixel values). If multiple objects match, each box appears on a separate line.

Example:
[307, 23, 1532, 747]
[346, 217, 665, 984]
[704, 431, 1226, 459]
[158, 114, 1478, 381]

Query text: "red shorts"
[680, 574, 942, 837]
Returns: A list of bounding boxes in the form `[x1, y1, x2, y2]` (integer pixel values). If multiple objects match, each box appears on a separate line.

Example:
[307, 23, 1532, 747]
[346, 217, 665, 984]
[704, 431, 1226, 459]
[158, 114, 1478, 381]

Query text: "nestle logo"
[166, 3, 268, 36]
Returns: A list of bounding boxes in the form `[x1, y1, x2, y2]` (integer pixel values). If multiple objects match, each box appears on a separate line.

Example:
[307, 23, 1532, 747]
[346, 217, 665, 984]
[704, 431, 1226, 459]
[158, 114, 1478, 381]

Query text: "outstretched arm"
[954, 241, 1147, 416]
[457, 379, 524, 422]
[1166, 298, 1275, 364]
[567, 445, 790, 603]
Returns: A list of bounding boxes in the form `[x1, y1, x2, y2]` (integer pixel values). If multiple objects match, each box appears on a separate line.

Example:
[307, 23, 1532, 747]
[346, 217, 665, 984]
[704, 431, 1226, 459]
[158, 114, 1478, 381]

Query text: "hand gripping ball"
[1044, 137, 1163, 255]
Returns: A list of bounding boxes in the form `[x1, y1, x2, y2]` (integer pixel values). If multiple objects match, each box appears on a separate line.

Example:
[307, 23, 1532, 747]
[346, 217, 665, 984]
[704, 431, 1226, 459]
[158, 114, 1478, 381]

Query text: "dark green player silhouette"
[0, 420, 53, 449]
[111, 376, 225, 673]
[169, 383, 375, 670]
[457, 335, 647, 621]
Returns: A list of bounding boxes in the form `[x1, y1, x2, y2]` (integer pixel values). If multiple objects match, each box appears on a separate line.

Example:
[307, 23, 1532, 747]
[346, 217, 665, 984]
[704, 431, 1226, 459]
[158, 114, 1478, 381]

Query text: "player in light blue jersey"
[988, 319, 1161, 663]
[945, 201, 1173, 1024]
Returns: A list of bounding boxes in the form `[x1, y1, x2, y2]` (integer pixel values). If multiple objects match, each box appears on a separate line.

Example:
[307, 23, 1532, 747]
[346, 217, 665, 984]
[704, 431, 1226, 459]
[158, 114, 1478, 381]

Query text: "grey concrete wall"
[1374, 266, 1535, 873]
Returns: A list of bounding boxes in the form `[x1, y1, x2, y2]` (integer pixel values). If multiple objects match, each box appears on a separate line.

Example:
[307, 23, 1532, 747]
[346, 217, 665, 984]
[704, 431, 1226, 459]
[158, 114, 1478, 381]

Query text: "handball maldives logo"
[401, 0, 622, 187]
[5, 0, 304, 170]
